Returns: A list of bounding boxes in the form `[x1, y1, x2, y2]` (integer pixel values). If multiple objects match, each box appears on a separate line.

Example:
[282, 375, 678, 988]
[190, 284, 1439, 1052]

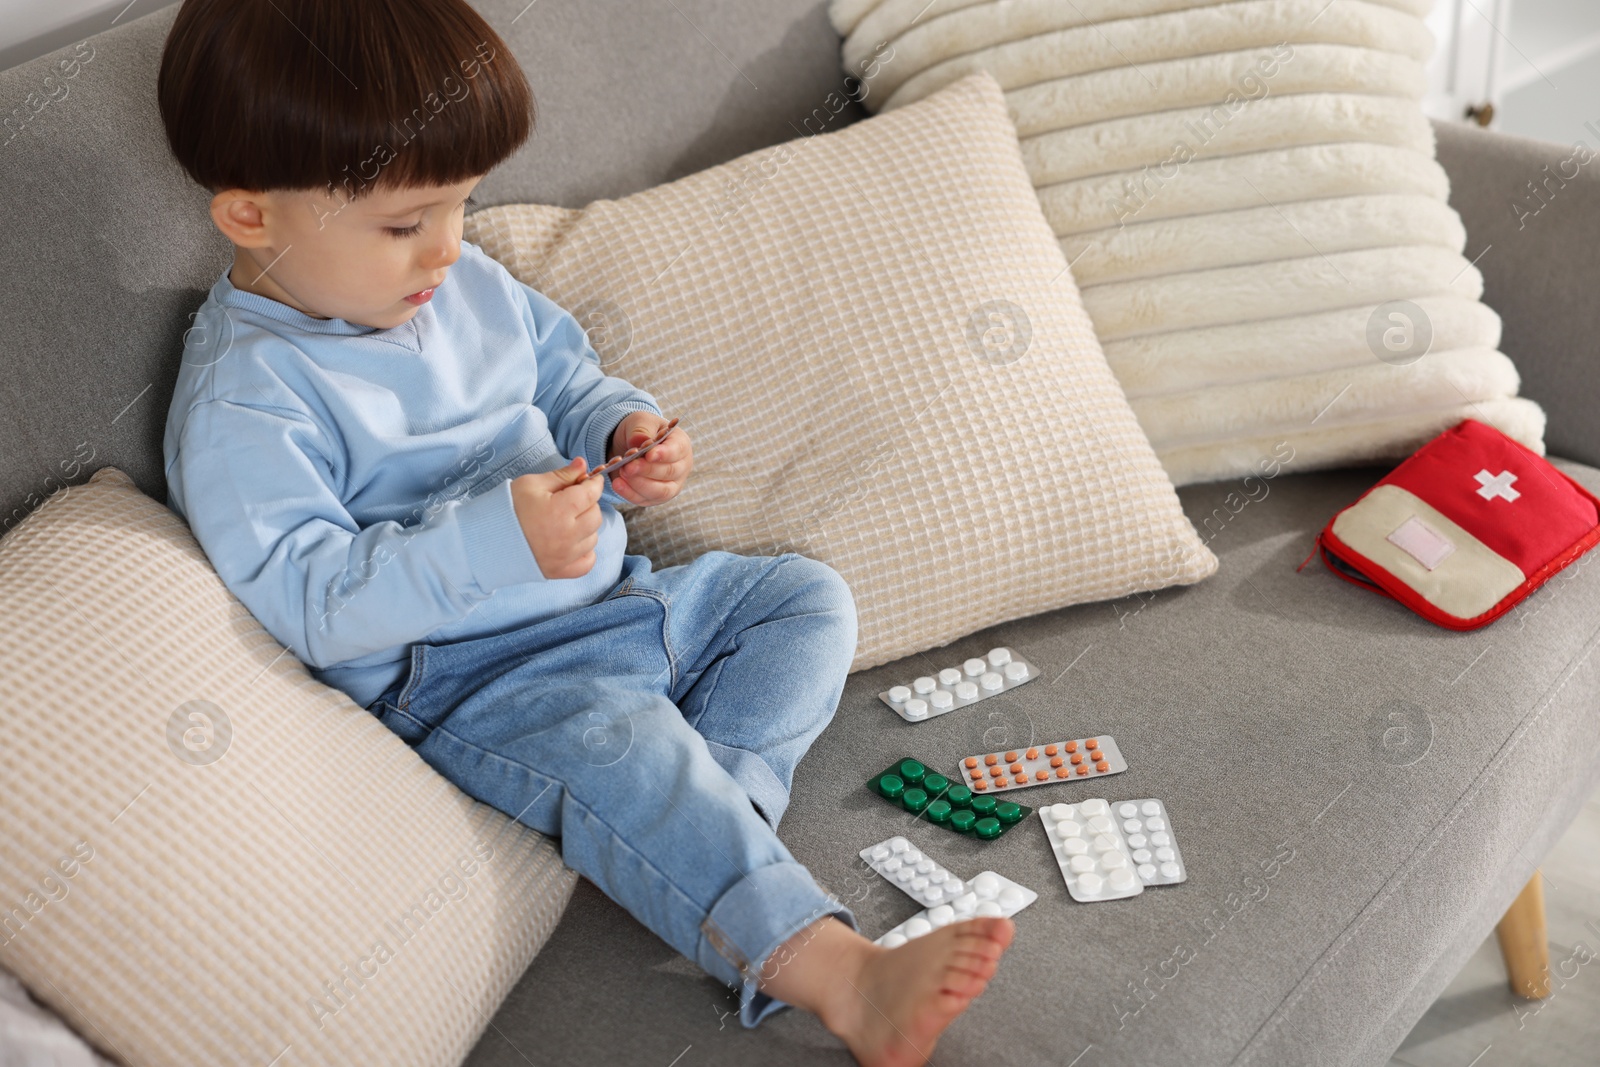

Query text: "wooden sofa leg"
[1495, 870, 1551, 999]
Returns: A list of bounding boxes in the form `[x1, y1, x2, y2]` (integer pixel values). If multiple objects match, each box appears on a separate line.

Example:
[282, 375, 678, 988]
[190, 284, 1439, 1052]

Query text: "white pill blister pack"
[879, 647, 1037, 722]
[859, 836, 967, 909]
[1040, 798, 1144, 902]
[1115, 798, 1187, 886]
[874, 871, 1037, 947]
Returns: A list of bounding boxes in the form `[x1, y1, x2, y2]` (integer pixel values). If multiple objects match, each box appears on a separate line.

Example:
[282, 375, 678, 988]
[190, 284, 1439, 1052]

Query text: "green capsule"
[876, 773, 904, 799]
[970, 795, 998, 817]
[995, 801, 1024, 825]
[922, 773, 949, 794]
[902, 787, 929, 813]
[949, 809, 977, 833]
[897, 759, 926, 784]
[945, 785, 973, 808]
[974, 816, 1003, 840]
[926, 799, 953, 824]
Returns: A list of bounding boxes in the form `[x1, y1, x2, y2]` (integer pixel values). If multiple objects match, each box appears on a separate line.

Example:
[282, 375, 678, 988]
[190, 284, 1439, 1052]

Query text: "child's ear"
[209, 188, 274, 248]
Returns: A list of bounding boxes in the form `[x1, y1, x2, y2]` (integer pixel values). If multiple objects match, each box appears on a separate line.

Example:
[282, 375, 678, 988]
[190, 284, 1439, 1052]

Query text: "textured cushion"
[0, 468, 575, 1067]
[479, 459, 1600, 1067]
[829, 0, 1547, 485]
[462, 70, 1216, 673]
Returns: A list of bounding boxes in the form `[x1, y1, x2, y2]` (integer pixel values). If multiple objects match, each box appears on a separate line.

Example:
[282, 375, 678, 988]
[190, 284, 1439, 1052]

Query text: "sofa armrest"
[1434, 119, 1600, 468]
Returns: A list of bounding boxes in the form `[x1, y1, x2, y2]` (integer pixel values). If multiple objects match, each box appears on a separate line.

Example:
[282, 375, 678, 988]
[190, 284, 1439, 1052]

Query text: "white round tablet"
[882, 858, 902, 873]
[903, 917, 932, 938]
[938, 668, 962, 686]
[1109, 869, 1138, 891]
[871, 845, 891, 861]
[1077, 872, 1104, 895]
[955, 682, 979, 700]
[1069, 854, 1096, 873]
[914, 858, 934, 874]
[895, 868, 914, 883]
[1146, 817, 1167, 832]
[1004, 661, 1029, 680]
[929, 904, 955, 927]
[1132, 848, 1152, 864]
[889, 837, 909, 852]
[1080, 799, 1109, 817]
[928, 868, 947, 884]
[1086, 815, 1113, 834]
[972, 872, 1001, 898]
[1048, 803, 1074, 821]
[1123, 819, 1142, 834]
[1160, 861, 1182, 879]
[912, 676, 936, 694]
[911, 876, 929, 892]
[1150, 832, 1171, 847]
[904, 699, 929, 720]
[953, 892, 978, 915]
[1155, 846, 1176, 862]
[1060, 837, 1089, 856]
[976, 901, 1003, 917]
[1126, 833, 1148, 849]
[888, 686, 911, 704]
[1138, 863, 1157, 880]
[1101, 850, 1129, 870]
[1141, 801, 1161, 816]
[929, 690, 954, 710]
[1056, 820, 1084, 840]
[963, 658, 986, 677]
[1118, 802, 1138, 818]
[1092, 834, 1120, 853]
[998, 886, 1024, 909]
[881, 932, 908, 948]
[945, 879, 964, 897]
[987, 648, 1012, 667]
[980, 671, 1003, 691]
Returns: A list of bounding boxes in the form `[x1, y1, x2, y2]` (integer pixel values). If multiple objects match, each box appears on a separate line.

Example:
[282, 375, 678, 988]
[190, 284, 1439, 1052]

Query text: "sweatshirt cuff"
[456, 478, 544, 591]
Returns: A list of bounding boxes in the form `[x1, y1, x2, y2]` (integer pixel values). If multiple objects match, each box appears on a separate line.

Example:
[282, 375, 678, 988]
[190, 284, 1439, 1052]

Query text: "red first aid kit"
[1314, 419, 1600, 630]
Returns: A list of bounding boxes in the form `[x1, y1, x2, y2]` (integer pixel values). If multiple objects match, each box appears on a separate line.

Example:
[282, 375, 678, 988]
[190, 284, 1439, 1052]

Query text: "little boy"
[156, 2, 1011, 1063]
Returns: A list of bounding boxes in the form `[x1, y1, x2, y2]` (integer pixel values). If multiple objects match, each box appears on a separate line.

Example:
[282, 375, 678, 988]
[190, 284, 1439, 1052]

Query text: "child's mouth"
[403, 287, 436, 306]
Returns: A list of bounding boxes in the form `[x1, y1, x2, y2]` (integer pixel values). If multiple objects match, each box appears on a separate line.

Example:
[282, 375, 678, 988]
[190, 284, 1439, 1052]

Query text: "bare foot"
[824, 917, 1015, 1067]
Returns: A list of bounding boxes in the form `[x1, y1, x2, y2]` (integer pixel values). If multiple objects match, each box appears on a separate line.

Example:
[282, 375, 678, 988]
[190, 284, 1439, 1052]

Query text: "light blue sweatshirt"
[163, 239, 661, 709]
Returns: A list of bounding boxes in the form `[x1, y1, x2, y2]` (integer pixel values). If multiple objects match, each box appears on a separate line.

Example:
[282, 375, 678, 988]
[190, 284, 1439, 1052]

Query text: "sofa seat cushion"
[477, 457, 1600, 1067]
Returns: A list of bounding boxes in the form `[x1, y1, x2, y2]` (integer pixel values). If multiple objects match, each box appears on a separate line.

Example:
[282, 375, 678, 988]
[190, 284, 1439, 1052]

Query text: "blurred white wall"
[0, 0, 178, 73]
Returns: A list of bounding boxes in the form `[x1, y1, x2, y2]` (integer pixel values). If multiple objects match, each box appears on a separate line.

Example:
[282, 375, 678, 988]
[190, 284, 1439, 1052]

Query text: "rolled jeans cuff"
[697, 860, 857, 1027]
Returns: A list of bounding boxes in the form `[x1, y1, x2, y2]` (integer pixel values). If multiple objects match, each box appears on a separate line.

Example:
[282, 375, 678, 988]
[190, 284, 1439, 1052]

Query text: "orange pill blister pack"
[957, 736, 1126, 793]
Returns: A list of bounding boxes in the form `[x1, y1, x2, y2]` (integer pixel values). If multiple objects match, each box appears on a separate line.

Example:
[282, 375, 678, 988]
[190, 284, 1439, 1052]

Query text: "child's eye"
[386, 220, 424, 239]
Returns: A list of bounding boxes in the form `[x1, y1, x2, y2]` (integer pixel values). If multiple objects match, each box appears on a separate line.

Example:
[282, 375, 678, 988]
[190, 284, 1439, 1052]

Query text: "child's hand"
[509, 457, 605, 578]
[608, 412, 693, 506]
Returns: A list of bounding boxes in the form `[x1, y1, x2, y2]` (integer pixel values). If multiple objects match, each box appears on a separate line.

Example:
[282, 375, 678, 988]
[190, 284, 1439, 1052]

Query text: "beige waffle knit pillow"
[464, 71, 1215, 671]
[0, 467, 575, 1067]
[830, 0, 1545, 485]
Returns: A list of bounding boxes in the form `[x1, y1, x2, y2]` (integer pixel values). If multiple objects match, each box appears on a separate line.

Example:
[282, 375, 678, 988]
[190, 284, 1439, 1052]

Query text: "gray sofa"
[4, 2, 1598, 1065]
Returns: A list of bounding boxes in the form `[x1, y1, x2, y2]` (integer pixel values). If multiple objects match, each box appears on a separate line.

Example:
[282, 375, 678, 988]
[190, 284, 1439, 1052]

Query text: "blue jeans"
[365, 550, 859, 1025]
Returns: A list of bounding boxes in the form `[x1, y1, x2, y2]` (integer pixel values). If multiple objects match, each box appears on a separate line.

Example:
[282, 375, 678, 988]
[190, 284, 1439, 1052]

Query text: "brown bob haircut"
[157, 0, 533, 200]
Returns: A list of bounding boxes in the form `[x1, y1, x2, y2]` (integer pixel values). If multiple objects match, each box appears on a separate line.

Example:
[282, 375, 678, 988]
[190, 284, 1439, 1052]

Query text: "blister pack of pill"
[868, 757, 1032, 840]
[879, 647, 1037, 722]
[859, 836, 967, 908]
[958, 736, 1127, 793]
[874, 871, 1037, 947]
[1114, 799, 1187, 886]
[587, 416, 680, 481]
[1039, 798, 1144, 902]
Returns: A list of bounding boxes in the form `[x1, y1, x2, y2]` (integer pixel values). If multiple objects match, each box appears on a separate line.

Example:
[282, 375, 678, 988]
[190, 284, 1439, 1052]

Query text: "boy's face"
[209, 173, 485, 331]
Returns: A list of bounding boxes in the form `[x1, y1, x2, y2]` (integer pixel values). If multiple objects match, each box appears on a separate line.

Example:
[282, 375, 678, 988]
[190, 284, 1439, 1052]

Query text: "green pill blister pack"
[868, 757, 1032, 840]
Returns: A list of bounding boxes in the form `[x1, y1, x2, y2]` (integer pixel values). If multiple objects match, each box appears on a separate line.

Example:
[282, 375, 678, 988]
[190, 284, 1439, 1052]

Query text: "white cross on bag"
[1474, 468, 1521, 502]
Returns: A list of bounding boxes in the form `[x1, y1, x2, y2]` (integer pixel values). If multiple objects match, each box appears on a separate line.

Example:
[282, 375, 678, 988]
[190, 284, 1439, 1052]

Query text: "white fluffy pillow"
[463, 71, 1216, 672]
[831, 0, 1545, 484]
[0, 468, 574, 1067]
